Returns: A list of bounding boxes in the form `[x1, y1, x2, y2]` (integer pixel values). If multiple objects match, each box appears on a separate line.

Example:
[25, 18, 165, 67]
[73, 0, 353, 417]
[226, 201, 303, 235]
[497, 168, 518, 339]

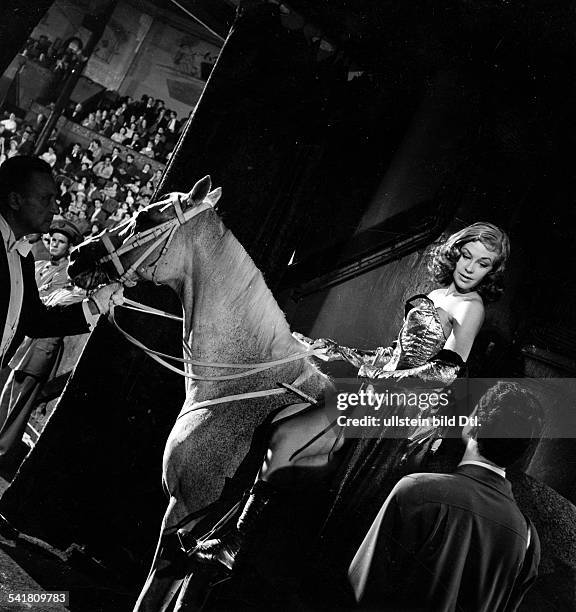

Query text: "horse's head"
[69, 175, 222, 290]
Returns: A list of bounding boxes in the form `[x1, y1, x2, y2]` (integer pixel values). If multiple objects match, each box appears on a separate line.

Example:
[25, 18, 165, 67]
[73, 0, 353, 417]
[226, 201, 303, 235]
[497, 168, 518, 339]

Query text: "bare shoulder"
[453, 294, 485, 325]
[426, 288, 444, 300]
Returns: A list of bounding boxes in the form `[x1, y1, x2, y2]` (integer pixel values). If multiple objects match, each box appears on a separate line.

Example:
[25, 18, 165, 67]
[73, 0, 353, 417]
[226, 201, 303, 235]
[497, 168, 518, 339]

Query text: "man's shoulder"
[395, 472, 456, 497]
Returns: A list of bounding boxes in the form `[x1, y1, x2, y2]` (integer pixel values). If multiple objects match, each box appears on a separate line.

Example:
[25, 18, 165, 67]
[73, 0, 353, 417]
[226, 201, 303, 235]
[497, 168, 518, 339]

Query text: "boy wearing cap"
[0, 218, 86, 459]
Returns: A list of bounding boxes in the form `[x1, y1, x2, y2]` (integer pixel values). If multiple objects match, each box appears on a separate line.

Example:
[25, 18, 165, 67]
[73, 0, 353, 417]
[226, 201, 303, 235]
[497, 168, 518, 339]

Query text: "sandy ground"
[0, 476, 137, 612]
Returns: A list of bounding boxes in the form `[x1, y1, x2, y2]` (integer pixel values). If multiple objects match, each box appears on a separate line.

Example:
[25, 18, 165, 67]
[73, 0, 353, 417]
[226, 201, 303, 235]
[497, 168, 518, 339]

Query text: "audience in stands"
[0, 32, 205, 238]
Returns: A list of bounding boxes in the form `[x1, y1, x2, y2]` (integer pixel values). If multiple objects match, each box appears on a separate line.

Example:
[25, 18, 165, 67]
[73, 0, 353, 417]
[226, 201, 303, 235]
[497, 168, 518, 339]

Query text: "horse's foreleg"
[133, 496, 193, 612]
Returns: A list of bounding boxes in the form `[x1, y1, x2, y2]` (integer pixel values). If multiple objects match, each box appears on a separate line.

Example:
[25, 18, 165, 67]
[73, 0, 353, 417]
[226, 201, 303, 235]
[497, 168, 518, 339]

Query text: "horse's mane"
[201, 215, 293, 355]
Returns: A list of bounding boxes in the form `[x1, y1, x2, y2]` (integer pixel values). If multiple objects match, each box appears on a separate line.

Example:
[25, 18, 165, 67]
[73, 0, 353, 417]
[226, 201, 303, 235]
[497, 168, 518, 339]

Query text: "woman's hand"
[358, 365, 399, 380]
[292, 333, 342, 361]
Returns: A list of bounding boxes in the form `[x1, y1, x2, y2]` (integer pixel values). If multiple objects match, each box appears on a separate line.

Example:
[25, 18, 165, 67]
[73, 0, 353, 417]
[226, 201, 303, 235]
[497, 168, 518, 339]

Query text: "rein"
[110, 304, 326, 381]
[93, 190, 327, 407]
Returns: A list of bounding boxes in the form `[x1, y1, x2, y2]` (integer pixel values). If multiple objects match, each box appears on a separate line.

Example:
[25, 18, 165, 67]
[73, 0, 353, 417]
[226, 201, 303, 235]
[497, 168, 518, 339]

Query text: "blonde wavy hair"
[428, 222, 510, 302]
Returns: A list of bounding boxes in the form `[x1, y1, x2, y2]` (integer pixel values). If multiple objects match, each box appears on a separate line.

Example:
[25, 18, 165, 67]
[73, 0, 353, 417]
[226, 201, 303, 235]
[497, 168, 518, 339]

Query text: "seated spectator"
[110, 146, 123, 170]
[82, 113, 98, 130]
[102, 177, 120, 201]
[124, 190, 135, 207]
[17, 130, 35, 156]
[85, 181, 99, 202]
[117, 153, 138, 182]
[136, 116, 149, 137]
[89, 198, 107, 225]
[75, 192, 88, 213]
[125, 121, 137, 141]
[6, 139, 19, 160]
[144, 97, 158, 123]
[75, 210, 91, 236]
[127, 132, 143, 151]
[68, 142, 83, 162]
[92, 156, 114, 185]
[152, 133, 167, 161]
[76, 162, 92, 182]
[57, 180, 73, 210]
[140, 140, 155, 158]
[113, 102, 128, 126]
[1, 113, 18, 133]
[94, 109, 104, 130]
[59, 155, 75, 175]
[101, 119, 114, 138]
[111, 126, 128, 144]
[166, 110, 180, 140]
[40, 145, 57, 168]
[126, 176, 142, 195]
[90, 221, 103, 236]
[139, 162, 153, 184]
[88, 139, 103, 163]
[80, 150, 94, 168]
[151, 168, 163, 189]
[139, 179, 154, 198]
[71, 175, 88, 195]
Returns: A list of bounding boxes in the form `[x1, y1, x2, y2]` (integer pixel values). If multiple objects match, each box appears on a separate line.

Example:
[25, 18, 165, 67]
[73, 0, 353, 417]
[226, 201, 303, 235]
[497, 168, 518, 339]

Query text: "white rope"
[110, 308, 326, 381]
[168, 0, 226, 43]
[176, 369, 314, 420]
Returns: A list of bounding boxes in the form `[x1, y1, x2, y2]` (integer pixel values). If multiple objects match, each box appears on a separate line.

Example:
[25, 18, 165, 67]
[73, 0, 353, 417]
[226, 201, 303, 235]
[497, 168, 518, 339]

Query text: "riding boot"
[193, 479, 277, 572]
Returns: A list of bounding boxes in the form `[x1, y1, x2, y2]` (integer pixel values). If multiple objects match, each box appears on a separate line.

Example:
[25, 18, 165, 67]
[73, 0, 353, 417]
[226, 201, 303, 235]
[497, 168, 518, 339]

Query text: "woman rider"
[195, 222, 511, 574]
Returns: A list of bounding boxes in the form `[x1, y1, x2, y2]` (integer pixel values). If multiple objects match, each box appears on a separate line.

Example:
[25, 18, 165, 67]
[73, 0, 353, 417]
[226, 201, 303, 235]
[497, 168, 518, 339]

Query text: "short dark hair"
[0, 156, 53, 203]
[471, 382, 545, 468]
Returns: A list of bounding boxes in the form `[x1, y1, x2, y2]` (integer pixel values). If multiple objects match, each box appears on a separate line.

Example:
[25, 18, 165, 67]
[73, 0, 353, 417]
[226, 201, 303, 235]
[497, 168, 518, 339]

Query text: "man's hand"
[89, 282, 124, 315]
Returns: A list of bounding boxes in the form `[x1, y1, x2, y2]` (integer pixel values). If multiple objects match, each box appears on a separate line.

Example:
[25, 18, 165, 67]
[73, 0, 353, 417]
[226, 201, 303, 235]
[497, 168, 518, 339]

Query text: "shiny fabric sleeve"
[337, 343, 395, 368]
[359, 348, 464, 386]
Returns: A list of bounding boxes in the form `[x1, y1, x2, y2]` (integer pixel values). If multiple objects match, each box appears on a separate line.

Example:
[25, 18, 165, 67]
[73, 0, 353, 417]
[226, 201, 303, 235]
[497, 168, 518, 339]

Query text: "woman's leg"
[194, 404, 343, 570]
[259, 403, 343, 483]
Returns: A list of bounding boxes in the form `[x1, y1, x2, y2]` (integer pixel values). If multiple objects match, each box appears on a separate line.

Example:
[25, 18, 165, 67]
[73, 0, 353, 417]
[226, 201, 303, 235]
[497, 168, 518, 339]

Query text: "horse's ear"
[188, 175, 212, 205]
[205, 187, 222, 208]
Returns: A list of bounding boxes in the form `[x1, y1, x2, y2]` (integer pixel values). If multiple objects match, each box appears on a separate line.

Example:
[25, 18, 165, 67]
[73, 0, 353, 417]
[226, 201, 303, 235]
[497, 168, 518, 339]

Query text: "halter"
[97, 194, 213, 283]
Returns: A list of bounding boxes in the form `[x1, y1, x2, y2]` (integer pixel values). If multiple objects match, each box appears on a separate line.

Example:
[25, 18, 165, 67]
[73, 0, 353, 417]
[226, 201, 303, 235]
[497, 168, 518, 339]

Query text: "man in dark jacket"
[0, 156, 122, 540]
[0, 156, 122, 368]
[349, 382, 544, 611]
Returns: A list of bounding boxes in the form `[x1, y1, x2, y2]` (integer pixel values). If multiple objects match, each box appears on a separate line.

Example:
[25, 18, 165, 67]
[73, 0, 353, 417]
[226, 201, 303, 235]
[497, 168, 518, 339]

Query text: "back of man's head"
[0, 156, 52, 207]
[471, 382, 545, 468]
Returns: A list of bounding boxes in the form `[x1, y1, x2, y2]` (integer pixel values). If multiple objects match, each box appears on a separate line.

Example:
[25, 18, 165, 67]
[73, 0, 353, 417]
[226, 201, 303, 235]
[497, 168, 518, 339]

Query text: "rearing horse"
[69, 176, 331, 611]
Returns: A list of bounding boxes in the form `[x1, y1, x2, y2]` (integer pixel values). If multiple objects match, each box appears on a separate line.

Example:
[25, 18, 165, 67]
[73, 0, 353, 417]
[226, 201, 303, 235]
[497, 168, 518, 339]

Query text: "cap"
[49, 219, 83, 246]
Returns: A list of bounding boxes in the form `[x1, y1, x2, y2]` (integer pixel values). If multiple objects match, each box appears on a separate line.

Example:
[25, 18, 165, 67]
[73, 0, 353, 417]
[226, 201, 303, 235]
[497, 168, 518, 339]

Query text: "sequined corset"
[386, 294, 450, 371]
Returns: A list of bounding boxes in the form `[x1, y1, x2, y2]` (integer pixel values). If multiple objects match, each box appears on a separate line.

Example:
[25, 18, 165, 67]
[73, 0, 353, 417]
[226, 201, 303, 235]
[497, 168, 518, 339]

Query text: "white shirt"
[458, 459, 506, 479]
[0, 213, 33, 365]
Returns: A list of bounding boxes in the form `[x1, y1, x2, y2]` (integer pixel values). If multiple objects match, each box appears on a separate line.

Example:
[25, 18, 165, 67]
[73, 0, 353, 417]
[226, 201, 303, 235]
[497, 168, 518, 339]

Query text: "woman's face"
[453, 240, 496, 291]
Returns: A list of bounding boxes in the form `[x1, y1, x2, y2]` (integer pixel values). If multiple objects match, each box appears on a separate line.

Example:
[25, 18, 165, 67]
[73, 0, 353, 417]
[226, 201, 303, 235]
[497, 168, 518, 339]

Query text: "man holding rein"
[0, 156, 122, 369]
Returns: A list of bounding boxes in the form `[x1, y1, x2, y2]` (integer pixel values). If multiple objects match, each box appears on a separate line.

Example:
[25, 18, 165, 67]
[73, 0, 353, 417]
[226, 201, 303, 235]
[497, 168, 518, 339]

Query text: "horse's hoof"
[193, 534, 241, 573]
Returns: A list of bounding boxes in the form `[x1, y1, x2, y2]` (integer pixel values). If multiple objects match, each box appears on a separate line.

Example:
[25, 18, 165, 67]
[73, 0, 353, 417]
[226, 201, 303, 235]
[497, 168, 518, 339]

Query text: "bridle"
[97, 193, 213, 284]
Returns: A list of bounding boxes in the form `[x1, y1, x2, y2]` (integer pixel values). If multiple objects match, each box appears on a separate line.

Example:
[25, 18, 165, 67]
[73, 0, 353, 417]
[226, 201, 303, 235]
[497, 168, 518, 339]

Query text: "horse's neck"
[179, 217, 297, 371]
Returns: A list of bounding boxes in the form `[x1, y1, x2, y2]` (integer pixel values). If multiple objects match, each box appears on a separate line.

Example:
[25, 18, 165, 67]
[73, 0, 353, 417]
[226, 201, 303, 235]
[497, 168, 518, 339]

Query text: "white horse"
[69, 176, 332, 611]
